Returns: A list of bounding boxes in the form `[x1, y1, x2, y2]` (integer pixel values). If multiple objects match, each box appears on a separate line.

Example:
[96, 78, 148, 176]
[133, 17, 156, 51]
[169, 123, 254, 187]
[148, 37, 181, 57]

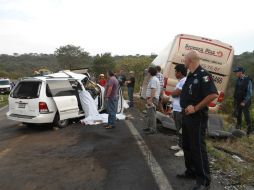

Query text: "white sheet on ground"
[123, 99, 129, 109]
[79, 90, 126, 125]
[82, 113, 126, 125]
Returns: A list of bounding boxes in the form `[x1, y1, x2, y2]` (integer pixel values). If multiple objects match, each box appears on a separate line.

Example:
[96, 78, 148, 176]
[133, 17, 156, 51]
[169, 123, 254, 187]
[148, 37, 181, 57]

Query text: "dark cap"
[233, 67, 245, 73]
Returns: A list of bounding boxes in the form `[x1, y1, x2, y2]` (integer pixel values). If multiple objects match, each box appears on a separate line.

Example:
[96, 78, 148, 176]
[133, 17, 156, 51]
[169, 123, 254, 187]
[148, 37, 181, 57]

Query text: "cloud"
[0, 0, 254, 55]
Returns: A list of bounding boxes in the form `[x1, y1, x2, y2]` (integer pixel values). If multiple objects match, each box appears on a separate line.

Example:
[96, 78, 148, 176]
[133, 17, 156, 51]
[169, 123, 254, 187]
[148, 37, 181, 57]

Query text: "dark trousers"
[236, 101, 252, 134]
[173, 111, 183, 148]
[182, 112, 211, 186]
[127, 87, 134, 107]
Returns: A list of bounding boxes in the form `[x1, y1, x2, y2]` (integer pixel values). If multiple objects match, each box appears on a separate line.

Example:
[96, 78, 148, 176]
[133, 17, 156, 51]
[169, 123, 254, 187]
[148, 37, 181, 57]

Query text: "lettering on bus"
[185, 44, 224, 58]
[200, 58, 223, 65]
[181, 52, 223, 65]
[201, 64, 221, 72]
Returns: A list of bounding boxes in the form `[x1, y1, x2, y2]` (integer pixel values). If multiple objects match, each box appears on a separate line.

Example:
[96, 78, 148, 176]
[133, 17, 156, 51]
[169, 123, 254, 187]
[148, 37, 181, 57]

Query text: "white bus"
[143, 34, 234, 112]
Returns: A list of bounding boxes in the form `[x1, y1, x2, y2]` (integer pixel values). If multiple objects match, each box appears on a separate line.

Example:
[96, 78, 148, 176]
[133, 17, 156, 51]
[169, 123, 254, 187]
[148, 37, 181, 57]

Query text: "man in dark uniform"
[178, 51, 218, 190]
[233, 67, 253, 135]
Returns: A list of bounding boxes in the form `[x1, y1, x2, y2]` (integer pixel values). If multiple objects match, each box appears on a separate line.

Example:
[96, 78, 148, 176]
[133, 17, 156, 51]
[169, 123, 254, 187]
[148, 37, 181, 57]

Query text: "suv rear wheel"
[53, 113, 69, 128]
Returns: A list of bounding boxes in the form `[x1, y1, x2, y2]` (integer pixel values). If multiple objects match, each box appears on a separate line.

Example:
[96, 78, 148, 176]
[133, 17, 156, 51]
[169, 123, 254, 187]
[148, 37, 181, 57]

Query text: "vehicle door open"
[117, 87, 123, 114]
[81, 78, 104, 111]
[47, 80, 79, 120]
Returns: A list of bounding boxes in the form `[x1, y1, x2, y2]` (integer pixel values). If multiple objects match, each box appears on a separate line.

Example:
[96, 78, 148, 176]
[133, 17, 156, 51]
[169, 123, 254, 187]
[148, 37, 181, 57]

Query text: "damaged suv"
[6, 71, 123, 128]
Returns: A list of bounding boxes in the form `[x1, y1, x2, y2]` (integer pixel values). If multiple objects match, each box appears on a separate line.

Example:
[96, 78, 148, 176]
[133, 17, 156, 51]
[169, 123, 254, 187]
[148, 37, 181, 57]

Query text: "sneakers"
[175, 149, 184, 157]
[170, 145, 184, 157]
[170, 145, 181, 151]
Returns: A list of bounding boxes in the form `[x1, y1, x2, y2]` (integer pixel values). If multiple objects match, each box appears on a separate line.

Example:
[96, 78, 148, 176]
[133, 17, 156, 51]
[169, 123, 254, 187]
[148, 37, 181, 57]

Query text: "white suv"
[0, 78, 12, 94]
[6, 71, 123, 128]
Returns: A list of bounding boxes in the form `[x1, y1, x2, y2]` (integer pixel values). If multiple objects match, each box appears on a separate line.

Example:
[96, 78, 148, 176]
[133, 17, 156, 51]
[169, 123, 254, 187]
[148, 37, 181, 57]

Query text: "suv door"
[47, 80, 79, 120]
[81, 78, 103, 110]
[117, 87, 123, 114]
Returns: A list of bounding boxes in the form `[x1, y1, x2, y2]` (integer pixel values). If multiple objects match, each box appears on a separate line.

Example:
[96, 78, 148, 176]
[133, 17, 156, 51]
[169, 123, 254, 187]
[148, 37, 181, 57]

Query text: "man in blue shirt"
[233, 67, 253, 135]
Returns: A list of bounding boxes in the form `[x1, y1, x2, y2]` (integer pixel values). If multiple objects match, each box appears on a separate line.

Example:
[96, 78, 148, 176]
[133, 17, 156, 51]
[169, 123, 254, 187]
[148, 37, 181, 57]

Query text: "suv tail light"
[164, 77, 168, 89]
[39, 102, 49, 113]
[217, 92, 224, 103]
[209, 102, 216, 107]
[164, 77, 173, 96]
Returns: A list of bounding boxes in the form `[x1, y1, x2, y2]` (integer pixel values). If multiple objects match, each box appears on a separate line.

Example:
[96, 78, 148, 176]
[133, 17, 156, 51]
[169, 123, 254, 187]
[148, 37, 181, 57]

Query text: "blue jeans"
[107, 97, 119, 126]
[128, 87, 134, 107]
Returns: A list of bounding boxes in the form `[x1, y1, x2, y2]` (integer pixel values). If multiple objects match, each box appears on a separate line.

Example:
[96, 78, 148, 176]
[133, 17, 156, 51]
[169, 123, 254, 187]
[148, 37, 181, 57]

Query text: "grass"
[0, 94, 8, 108]
[215, 108, 254, 186]
[207, 136, 254, 186]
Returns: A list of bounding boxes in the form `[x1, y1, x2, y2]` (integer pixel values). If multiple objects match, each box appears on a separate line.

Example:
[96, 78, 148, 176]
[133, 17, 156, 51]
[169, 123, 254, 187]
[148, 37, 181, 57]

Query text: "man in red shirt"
[99, 74, 106, 87]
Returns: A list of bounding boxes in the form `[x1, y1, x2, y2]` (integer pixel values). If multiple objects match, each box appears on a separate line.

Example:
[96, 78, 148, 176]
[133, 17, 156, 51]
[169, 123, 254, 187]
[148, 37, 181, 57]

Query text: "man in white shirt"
[170, 64, 187, 156]
[143, 66, 161, 134]
[156, 66, 165, 112]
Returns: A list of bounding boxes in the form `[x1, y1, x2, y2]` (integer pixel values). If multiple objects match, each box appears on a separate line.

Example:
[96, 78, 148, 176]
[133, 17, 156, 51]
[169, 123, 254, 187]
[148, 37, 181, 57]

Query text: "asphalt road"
[0, 106, 224, 190]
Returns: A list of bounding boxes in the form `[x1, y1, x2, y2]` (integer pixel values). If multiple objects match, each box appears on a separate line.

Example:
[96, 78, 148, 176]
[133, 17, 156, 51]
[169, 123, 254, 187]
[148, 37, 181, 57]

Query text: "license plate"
[18, 103, 26, 109]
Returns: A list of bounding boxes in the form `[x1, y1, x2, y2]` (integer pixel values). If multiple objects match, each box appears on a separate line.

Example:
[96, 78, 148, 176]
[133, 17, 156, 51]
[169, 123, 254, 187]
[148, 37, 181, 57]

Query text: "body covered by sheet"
[79, 90, 126, 125]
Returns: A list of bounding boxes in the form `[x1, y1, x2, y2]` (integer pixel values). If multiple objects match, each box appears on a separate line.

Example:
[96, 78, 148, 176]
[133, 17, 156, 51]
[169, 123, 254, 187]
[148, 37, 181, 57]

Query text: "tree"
[114, 55, 153, 91]
[92, 53, 115, 77]
[54, 45, 91, 70]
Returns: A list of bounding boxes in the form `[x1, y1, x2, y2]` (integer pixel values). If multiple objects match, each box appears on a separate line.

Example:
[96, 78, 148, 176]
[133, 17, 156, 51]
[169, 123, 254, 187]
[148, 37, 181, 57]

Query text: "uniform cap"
[233, 67, 245, 73]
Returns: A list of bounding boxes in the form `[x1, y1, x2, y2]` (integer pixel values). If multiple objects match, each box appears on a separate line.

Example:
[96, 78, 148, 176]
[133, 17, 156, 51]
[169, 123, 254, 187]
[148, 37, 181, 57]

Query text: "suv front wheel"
[53, 113, 69, 128]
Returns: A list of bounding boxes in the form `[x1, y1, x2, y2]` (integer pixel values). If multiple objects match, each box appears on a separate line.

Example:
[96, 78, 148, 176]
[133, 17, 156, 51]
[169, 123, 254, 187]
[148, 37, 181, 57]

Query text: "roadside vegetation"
[207, 97, 254, 188]
[0, 95, 8, 108]
[207, 137, 254, 188]
[0, 45, 155, 92]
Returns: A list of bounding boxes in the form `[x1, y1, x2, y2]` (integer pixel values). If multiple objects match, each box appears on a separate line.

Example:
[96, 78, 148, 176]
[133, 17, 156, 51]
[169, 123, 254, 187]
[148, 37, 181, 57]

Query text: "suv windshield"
[11, 81, 41, 99]
[0, 80, 10, 85]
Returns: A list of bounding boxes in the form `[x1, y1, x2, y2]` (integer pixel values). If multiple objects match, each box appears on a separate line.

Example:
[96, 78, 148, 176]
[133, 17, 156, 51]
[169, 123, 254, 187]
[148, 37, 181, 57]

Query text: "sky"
[0, 0, 254, 56]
